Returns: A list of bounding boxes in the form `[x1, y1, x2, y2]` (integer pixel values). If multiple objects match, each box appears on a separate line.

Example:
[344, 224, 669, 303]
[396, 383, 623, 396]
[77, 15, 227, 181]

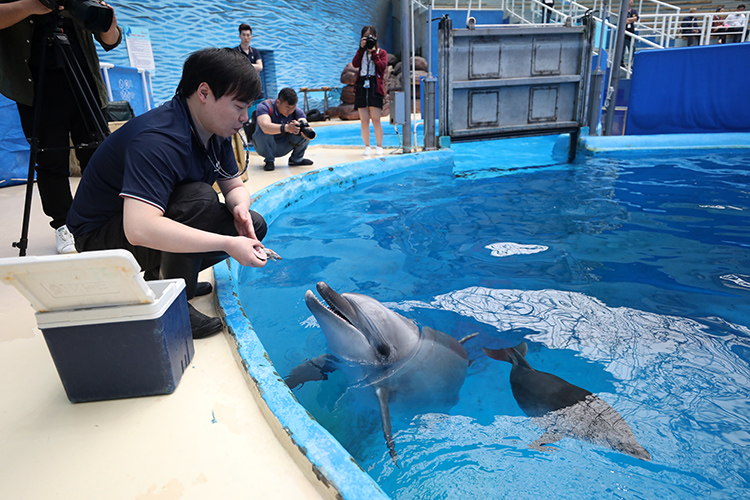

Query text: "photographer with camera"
[352, 25, 387, 157]
[252, 87, 315, 172]
[0, 0, 121, 254]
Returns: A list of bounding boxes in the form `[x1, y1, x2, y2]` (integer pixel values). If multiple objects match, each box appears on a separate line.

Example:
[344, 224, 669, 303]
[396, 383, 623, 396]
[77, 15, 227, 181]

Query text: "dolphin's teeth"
[326, 304, 351, 324]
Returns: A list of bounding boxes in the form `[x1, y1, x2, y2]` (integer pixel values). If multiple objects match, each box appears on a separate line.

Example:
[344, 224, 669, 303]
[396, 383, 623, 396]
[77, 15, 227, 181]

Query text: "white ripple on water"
[485, 242, 549, 257]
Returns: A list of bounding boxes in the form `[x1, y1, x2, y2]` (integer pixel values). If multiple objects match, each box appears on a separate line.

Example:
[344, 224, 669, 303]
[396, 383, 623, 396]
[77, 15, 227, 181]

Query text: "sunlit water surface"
[238, 148, 750, 499]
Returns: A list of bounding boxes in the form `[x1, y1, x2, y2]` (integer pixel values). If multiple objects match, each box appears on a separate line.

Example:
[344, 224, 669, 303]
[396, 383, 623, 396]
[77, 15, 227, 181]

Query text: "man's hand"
[232, 204, 258, 241]
[284, 120, 301, 135]
[97, 1, 119, 45]
[225, 237, 267, 268]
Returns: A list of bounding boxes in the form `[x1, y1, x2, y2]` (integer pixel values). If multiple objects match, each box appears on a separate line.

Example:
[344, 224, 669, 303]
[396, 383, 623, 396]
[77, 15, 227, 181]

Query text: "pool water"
[237, 145, 750, 499]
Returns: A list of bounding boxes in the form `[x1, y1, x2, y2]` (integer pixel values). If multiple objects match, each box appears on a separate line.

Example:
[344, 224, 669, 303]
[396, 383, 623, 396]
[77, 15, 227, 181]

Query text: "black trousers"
[16, 68, 99, 229]
[75, 182, 268, 299]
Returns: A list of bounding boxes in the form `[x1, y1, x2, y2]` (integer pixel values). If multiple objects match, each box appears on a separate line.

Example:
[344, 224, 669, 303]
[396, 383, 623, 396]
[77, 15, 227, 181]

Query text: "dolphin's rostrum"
[286, 282, 473, 466]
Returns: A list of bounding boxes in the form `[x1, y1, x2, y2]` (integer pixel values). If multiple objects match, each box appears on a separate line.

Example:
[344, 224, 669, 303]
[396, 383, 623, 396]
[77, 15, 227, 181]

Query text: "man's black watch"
[280, 123, 285, 134]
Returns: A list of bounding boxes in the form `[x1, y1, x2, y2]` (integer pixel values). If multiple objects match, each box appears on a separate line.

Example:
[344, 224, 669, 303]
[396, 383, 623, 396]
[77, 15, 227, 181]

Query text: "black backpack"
[243, 108, 258, 139]
[243, 99, 272, 139]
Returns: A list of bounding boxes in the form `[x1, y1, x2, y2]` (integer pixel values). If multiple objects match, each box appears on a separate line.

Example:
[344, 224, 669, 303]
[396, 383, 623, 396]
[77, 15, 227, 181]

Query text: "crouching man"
[253, 87, 315, 171]
[67, 48, 268, 339]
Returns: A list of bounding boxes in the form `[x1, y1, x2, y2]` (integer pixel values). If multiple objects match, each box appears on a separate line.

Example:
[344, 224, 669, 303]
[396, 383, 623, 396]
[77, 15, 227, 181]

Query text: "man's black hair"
[176, 48, 261, 103]
[239, 23, 252, 33]
[278, 87, 298, 106]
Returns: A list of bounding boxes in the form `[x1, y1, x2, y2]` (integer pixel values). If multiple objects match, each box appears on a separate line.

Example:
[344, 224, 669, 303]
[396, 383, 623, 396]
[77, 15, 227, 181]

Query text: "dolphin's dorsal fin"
[375, 386, 399, 467]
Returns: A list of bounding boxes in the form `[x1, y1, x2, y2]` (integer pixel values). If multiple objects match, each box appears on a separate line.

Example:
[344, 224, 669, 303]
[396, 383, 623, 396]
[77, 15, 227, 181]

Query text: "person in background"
[67, 48, 268, 339]
[681, 8, 700, 47]
[233, 23, 263, 100]
[622, 0, 640, 63]
[0, 0, 121, 254]
[542, 0, 555, 24]
[252, 87, 315, 172]
[712, 7, 727, 44]
[724, 5, 746, 43]
[352, 25, 387, 157]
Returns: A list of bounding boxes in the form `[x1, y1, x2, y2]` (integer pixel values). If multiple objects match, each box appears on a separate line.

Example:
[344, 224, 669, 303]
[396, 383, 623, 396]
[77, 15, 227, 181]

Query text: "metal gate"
[438, 16, 594, 159]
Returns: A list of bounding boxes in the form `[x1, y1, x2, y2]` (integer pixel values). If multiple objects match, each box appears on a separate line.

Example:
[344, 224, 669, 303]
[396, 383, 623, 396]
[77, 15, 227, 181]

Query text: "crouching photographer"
[252, 87, 315, 172]
[0, 0, 121, 254]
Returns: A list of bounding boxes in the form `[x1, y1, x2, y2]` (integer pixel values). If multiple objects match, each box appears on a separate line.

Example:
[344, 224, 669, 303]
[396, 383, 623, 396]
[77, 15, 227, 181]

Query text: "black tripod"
[13, 14, 110, 256]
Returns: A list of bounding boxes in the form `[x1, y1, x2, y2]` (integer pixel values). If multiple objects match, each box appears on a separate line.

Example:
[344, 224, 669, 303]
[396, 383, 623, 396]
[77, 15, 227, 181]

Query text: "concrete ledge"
[580, 132, 750, 154]
[216, 150, 453, 500]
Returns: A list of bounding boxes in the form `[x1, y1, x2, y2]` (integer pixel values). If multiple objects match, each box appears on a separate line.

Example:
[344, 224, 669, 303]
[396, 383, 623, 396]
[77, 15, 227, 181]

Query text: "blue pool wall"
[217, 133, 749, 498]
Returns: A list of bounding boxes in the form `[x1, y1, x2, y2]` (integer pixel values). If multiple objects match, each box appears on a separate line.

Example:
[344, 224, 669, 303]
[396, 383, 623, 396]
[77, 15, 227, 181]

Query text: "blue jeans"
[252, 127, 310, 164]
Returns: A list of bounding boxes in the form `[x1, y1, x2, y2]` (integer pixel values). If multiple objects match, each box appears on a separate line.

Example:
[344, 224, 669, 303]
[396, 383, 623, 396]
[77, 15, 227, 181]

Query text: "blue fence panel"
[100, 64, 153, 117]
[626, 44, 750, 135]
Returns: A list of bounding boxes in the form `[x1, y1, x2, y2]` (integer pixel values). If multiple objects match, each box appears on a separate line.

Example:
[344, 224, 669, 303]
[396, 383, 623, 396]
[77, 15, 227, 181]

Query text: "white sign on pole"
[124, 27, 156, 71]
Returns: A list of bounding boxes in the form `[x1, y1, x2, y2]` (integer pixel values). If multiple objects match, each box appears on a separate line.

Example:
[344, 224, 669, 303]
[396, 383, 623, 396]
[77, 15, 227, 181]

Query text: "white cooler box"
[0, 250, 194, 403]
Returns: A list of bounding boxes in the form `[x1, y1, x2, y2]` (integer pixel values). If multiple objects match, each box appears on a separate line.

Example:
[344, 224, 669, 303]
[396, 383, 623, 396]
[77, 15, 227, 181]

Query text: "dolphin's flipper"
[376, 386, 399, 467]
[284, 354, 339, 389]
[458, 332, 480, 344]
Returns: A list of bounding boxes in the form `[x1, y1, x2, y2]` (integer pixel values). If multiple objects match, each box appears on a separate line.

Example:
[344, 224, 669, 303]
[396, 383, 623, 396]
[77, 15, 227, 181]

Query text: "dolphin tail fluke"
[514, 341, 528, 358]
[483, 346, 511, 362]
[483, 341, 528, 363]
[530, 432, 562, 453]
[376, 386, 399, 467]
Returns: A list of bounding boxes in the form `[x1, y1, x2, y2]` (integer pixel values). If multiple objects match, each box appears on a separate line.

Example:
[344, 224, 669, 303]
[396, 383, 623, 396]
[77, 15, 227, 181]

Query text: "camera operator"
[252, 87, 315, 172]
[352, 25, 387, 157]
[0, 0, 121, 254]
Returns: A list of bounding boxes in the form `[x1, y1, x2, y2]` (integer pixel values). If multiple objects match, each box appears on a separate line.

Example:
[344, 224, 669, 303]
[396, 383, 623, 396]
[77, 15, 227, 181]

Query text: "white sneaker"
[375, 146, 384, 156]
[55, 225, 77, 254]
[363, 146, 371, 156]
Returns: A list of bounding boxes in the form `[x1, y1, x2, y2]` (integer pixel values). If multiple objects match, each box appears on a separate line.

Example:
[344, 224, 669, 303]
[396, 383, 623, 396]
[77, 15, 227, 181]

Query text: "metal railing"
[639, 10, 749, 46]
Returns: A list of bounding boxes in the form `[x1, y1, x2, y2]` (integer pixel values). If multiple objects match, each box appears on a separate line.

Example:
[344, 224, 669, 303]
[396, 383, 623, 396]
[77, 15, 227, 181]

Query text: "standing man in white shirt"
[724, 5, 747, 44]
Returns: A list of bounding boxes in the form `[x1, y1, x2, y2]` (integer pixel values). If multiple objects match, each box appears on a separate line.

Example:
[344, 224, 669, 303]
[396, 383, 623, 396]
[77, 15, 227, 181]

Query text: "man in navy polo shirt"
[67, 48, 268, 339]
[253, 87, 315, 171]
[233, 23, 263, 100]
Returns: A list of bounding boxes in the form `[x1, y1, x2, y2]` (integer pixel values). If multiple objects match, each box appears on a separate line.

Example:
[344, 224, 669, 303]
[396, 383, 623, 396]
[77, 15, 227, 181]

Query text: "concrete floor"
[0, 134, 373, 500]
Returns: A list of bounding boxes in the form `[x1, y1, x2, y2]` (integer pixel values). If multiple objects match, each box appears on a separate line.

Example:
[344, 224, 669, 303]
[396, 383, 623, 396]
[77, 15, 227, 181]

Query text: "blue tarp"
[0, 94, 30, 188]
[626, 44, 750, 135]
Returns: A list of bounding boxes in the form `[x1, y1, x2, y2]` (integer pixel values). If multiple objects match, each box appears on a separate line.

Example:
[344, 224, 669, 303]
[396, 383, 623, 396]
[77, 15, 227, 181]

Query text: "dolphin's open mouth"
[315, 281, 357, 325]
[307, 282, 392, 359]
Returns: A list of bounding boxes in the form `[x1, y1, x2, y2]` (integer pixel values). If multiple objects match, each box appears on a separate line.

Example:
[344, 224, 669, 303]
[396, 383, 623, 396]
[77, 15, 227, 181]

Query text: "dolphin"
[286, 282, 475, 466]
[484, 342, 651, 461]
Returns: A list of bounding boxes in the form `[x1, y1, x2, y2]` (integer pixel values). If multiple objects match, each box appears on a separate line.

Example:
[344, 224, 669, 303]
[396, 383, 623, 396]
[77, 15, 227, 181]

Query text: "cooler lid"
[0, 249, 155, 312]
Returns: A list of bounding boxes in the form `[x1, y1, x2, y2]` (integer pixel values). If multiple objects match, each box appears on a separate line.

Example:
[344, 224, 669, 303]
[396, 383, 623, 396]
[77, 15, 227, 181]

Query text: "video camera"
[39, 0, 114, 33]
[298, 119, 316, 139]
[364, 35, 377, 50]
